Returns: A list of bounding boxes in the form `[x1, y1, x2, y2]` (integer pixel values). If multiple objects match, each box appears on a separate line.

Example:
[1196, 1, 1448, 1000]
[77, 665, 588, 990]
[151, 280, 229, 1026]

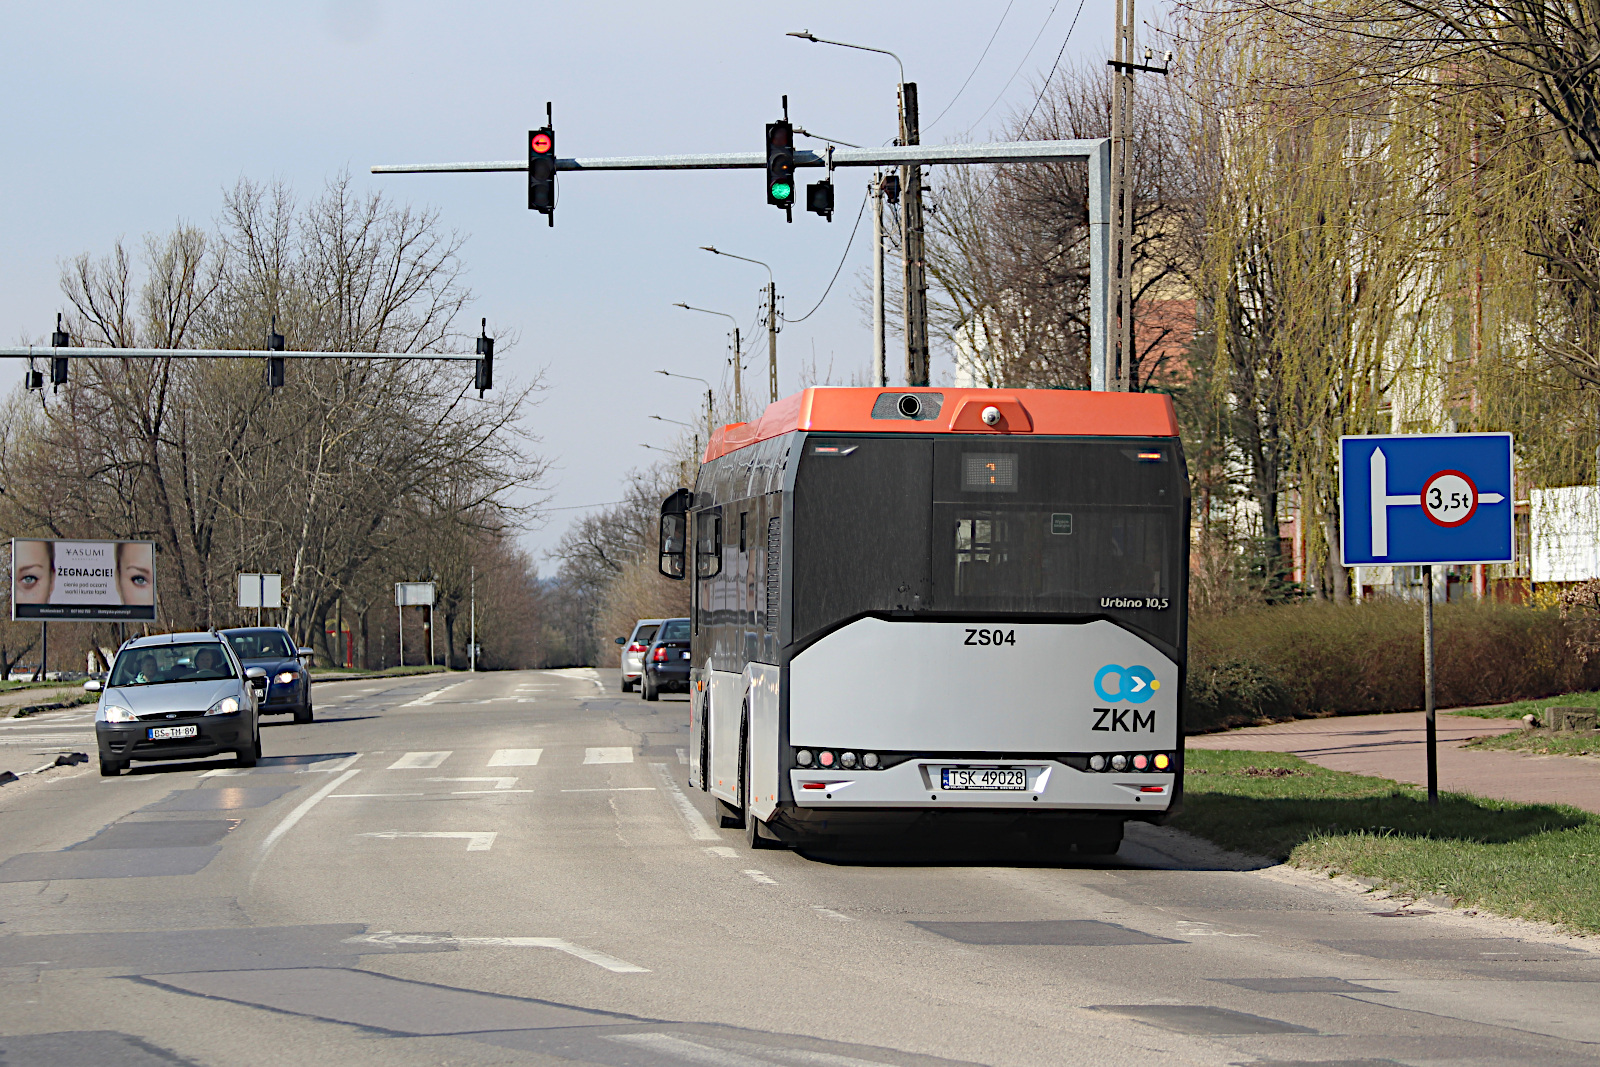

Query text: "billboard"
[11, 539, 157, 621]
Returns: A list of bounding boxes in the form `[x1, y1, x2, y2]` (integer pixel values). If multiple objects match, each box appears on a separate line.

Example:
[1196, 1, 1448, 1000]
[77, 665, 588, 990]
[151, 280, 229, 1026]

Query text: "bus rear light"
[795, 749, 814, 767]
[840, 751, 858, 769]
[819, 751, 835, 768]
[1153, 753, 1171, 771]
[1110, 754, 1128, 771]
[1088, 754, 1106, 771]
[1139, 785, 1165, 793]
[862, 752, 879, 769]
[802, 782, 826, 789]
[1132, 754, 1149, 771]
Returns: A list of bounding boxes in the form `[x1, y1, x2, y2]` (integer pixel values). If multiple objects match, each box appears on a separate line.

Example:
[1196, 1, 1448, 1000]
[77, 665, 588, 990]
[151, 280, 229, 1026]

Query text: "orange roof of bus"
[702, 387, 1179, 463]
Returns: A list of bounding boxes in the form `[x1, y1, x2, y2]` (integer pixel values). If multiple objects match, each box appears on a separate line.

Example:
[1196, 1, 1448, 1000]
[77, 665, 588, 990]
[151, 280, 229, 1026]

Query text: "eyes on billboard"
[11, 539, 157, 621]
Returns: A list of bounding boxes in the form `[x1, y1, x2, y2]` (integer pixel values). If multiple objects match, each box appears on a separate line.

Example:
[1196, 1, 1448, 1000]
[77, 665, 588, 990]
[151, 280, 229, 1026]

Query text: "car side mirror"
[614, 636, 626, 645]
[83, 679, 102, 692]
[659, 487, 693, 580]
[296, 647, 313, 658]
[245, 666, 268, 689]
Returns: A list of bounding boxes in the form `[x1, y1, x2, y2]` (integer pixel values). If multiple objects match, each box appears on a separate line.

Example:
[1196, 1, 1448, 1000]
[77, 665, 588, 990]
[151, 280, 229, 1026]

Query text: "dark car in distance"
[641, 617, 690, 701]
[221, 627, 314, 723]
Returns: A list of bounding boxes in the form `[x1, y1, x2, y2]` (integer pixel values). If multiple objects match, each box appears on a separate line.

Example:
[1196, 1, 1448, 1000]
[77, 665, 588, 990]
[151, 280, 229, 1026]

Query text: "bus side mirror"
[659, 488, 693, 580]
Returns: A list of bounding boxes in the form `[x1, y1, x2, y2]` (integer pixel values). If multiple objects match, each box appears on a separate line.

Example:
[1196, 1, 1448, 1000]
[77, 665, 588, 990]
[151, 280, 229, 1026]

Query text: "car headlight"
[97, 704, 135, 723]
[274, 671, 298, 685]
[205, 696, 240, 716]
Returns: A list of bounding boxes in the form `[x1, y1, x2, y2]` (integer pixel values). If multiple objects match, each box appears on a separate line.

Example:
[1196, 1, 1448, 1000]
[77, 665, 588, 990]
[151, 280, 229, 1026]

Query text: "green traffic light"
[770, 182, 793, 202]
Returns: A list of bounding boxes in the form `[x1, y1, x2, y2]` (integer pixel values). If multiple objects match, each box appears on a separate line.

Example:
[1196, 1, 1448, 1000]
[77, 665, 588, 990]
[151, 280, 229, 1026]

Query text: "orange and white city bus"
[658, 387, 1189, 854]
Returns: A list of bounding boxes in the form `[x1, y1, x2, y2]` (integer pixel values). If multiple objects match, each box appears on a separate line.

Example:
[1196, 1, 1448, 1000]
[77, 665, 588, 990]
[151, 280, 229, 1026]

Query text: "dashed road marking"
[583, 747, 633, 764]
[387, 751, 451, 769]
[703, 846, 737, 858]
[812, 906, 855, 922]
[561, 787, 656, 793]
[429, 776, 520, 789]
[358, 830, 497, 851]
[742, 870, 778, 885]
[488, 749, 543, 766]
[651, 763, 719, 842]
[676, 747, 689, 765]
[344, 932, 648, 972]
[400, 681, 471, 707]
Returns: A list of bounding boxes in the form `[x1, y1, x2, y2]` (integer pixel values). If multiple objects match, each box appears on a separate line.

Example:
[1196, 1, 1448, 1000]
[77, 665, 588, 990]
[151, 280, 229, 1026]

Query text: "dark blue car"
[221, 627, 314, 724]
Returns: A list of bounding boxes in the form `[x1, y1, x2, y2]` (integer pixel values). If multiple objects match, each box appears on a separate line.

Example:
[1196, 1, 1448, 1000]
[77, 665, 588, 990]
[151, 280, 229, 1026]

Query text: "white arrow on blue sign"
[1339, 433, 1514, 567]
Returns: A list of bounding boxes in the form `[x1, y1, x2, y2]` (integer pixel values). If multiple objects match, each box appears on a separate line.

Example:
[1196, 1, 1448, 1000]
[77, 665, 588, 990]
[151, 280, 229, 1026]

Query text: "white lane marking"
[488, 749, 543, 767]
[703, 846, 737, 858]
[651, 762, 719, 841]
[400, 680, 471, 707]
[330, 793, 425, 798]
[311, 754, 363, 773]
[561, 787, 656, 793]
[812, 906, 856, 923]
[387, 751, 451, 769]
[358, 830, 497, 851]
[608, 1034, 774, 1065]
[257, 768, 361, 859]
[344, 932, 648, 973]
[676, 747, 689, 765]
[430, 776, 519, 789]
[742, 870, 778, 885]
[584, 747, 633, 764]
[1174, 920, 1260, 938]
[452, 789, 537, 794]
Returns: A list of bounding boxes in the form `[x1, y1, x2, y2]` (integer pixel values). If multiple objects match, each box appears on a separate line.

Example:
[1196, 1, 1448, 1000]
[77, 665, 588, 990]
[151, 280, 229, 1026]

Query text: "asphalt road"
[1, 670, 1599, 1066]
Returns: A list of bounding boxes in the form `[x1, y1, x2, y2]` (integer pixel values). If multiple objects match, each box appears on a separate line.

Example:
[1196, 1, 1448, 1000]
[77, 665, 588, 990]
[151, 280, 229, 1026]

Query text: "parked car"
[640, 617, 691, 701]
[92, 631, 266, 777]
[221, 627, 314, 723]
[616, 618, 666, 692]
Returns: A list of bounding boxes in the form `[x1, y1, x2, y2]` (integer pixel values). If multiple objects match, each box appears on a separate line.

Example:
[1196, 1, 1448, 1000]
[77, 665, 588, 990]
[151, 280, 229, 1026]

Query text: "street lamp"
[656, 369, 716, 444]
[788, 29, 927, 386]
[650, 414, 696, 429]
[672, 302, 745, 416]
[702, 246, 780, 404]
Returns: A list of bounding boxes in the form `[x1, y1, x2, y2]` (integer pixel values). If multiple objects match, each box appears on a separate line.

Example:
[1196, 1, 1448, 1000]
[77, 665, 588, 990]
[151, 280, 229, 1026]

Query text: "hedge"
[1186, 600, 1600, 734]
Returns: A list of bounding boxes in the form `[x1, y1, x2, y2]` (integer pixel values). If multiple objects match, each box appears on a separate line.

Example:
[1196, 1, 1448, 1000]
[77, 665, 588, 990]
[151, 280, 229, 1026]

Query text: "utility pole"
[470, 565, 476, 673]
[731, 325, 742, 417]
[873, 173, 886, 387]
[899, 83, 930, 387]
[1110, 0, 1135, 392]
[766, 282, 779, 403]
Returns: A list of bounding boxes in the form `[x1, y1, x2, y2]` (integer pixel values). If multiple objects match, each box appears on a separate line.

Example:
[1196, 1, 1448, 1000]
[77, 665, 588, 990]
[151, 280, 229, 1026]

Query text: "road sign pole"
[1423, 564, 1438, 807]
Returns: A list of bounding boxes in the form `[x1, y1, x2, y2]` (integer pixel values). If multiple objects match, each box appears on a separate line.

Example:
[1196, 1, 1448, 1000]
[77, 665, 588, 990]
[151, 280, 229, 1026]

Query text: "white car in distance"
[616, 619, 665, 692]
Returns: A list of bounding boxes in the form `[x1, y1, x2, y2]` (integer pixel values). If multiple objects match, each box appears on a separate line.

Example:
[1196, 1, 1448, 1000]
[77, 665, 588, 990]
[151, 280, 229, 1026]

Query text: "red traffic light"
[530, 132, 553, 154]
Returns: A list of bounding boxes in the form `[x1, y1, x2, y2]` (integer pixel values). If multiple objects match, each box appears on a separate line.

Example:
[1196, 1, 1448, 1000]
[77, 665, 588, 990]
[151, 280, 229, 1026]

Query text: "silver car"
[91, 631, 268, 777]
[616, 618, 665, 692]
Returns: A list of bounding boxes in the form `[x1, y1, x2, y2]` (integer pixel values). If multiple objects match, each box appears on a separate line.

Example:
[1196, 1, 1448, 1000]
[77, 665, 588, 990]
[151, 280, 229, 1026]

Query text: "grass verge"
[1174, 748, 1600, 933]
[1449, 689, 1600, 720]
[1465, 729, 1600, 757]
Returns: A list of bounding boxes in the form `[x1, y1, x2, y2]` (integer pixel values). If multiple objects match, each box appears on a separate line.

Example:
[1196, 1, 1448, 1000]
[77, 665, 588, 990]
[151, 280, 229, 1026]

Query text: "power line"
[925, 0, 1018, 132]
[1017, 0, 1088, 134]
[963, 0, 1064, 137]
[783, 188, 871, 324]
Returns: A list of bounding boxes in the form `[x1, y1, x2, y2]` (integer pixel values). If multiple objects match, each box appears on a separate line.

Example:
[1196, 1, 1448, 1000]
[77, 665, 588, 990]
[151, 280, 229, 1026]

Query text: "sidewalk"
[1186, 711, 1600, 815]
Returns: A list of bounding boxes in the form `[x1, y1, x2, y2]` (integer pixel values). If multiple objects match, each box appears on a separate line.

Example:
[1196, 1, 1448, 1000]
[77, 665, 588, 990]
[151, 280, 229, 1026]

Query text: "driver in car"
[193, 647, 223, 677]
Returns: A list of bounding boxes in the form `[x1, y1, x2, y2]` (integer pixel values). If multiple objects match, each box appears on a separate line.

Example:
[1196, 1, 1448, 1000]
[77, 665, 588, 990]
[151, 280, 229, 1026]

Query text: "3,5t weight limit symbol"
[1421, 470, 1478, 528]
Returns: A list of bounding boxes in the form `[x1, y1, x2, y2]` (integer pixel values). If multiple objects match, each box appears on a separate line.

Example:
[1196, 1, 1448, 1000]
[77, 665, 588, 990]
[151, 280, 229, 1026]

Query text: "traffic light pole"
[374, 138, 1114, 391]
[872, 174, 886, 388]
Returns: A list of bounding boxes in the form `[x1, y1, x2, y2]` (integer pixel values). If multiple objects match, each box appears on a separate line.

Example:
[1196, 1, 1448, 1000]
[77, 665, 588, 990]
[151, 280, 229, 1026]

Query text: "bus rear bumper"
[787, 760, 1173, 814]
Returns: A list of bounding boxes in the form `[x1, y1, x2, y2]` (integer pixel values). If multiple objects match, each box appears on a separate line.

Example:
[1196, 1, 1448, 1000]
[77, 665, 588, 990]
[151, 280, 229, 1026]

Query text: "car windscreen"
[226, 631, 295, 659]
[110, 642, 236, 687]
[658, 619, 690, 642]
[632, 624, 660, 644]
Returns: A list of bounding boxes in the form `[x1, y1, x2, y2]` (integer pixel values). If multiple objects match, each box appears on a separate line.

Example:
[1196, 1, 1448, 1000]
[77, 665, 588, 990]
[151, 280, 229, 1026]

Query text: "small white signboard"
[396, 582, 436, 607]
[237, 573, 282, 609]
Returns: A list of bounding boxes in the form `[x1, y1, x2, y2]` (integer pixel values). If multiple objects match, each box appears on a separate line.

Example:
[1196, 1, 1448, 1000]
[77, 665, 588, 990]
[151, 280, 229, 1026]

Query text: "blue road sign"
[1339, 433, 1514, 566]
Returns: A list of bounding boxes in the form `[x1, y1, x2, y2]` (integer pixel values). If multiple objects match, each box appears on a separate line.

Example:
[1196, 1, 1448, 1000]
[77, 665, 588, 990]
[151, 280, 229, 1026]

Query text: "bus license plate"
[940, 767, 1027, 790]
[148, 725, 198, 740]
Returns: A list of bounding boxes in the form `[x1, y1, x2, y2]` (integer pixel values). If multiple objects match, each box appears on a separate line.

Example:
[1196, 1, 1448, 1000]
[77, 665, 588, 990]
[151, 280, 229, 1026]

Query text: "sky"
[1, 0, 1140, 563]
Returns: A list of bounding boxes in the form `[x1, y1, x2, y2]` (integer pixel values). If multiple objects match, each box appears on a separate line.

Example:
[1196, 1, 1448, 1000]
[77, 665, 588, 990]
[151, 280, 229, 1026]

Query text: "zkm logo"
[1092, 664, 1159, 733]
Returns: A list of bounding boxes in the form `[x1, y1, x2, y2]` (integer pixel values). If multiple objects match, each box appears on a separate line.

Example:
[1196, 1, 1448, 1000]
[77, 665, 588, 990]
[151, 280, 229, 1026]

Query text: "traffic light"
[766, 119, 795, 216]
[475, 318, 494, 395]
[529, 104, 556, 225]
[267, 318, 285, 390]
[50, 313, 69, 389]
[807, 180, 834, 221]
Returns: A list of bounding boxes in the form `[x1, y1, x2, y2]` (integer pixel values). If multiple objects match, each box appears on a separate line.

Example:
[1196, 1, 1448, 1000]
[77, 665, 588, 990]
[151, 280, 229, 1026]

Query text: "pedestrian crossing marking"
[488, 749, 543, 767]
[583, 747, 633, 764]
[387, 751, 451, 769]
